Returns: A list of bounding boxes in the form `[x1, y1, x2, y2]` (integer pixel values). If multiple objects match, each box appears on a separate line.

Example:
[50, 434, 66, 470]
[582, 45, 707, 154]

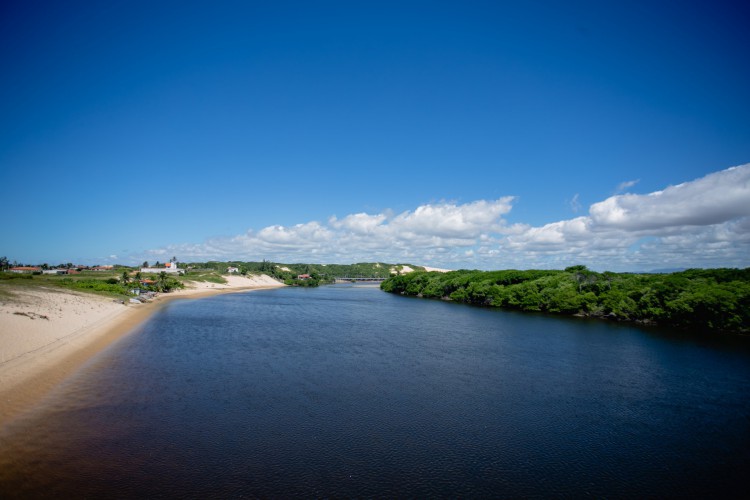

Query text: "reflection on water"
[1, 285, 749, 497]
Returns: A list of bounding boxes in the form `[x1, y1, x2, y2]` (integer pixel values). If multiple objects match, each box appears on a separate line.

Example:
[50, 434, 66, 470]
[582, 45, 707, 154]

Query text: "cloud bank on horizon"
[143, 164, 750, 272]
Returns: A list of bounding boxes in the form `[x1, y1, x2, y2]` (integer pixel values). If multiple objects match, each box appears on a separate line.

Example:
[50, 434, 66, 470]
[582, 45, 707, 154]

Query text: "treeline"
[380, 266, 750, 333]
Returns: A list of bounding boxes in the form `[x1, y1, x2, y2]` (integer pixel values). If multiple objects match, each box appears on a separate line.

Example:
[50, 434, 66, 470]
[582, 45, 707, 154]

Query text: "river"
[1, 284, 749, 497]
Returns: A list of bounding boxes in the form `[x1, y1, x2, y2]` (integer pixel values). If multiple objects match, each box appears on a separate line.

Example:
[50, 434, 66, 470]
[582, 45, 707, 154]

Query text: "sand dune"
[179, 274, 283, 291]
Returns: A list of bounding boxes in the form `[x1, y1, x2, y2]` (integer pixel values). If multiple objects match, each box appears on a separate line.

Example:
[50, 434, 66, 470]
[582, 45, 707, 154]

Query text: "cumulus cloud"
[145, 198, 515, 266]
[389, 198, 513, 239]
[139, 164, 750, 272]
[589, 166, 750, 230]
[506, 164, 750, 270]
[329, 213, 388, 234]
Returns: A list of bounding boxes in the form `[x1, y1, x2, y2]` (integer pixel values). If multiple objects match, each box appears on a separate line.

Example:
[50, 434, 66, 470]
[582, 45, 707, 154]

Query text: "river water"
[1, 285, 749, 497]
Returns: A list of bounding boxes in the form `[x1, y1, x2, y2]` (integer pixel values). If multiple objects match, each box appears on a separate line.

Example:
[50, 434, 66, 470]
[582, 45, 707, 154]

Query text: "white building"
[140, 262, 183, 275]
[42, 269, 68, 275]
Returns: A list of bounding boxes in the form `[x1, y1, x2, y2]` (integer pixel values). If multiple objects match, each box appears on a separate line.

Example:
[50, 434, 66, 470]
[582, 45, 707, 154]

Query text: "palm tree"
[157, 271, 168, 292]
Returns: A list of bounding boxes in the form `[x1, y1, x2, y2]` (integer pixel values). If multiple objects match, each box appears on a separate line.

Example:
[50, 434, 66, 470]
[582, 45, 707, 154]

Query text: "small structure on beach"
[227, 266, 240, 274]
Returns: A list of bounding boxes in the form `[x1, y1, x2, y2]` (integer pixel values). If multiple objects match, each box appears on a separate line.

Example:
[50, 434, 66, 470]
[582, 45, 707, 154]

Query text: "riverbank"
[0, 275, 284, 428]
[380, 267, 750, 334]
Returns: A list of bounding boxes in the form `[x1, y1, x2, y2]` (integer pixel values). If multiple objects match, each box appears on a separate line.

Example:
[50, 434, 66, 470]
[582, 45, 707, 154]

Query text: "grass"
[0, 266, 267, 299]
[0, 285, 17, 302]
[179, 269, 227, 284]
[0, 271, 132, 300]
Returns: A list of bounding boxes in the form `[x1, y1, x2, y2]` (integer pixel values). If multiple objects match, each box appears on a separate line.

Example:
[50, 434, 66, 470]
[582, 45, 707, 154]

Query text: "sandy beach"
[0, 274, 284, 427]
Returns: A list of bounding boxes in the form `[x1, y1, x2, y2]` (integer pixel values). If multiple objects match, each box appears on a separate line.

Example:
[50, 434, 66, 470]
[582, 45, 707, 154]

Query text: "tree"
[0, 256, 8, 270]
[121, 271, 131, 286]
[142, 261, 149, 268]
[152, 271, 183, 293]
[156, 271, 168, 291]
[564, 265, 589, 273]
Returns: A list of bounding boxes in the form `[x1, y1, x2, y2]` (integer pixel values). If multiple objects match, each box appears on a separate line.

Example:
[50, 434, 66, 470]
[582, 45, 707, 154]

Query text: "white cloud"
[590, 166, 750, 230]
[145, 198, 515, 266]
[329, 213, 387, 234]
[615, 179, 640, 193]
[389, 198, 513, 239]
[256, 222, 333, 246]
[137, 164, 750, 272]
[570, 193, 581, 213]
[506, 164, 750, 270]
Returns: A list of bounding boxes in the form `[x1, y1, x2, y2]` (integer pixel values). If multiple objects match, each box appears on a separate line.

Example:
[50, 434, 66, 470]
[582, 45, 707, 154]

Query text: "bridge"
[334, 277, 388, 284]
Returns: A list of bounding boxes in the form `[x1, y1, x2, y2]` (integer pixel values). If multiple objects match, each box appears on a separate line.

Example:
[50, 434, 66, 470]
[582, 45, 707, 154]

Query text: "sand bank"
[0, 275, 284, 427]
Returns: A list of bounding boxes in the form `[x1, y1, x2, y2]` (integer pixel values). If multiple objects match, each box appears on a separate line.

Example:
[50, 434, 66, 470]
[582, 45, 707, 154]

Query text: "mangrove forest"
[380, 266, 750, 334]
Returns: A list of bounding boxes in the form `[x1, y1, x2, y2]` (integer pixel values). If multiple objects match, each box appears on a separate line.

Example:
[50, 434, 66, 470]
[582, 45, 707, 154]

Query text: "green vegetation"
[148, 272, 184, 293]
[380, 266, 750, 334]
[0, 272, 33, 281]
[0, 267, 184, 299]
[4, 255, 747, 334]
[0, 286, 15, 301]
[182, 260, 421, 287]
[0, 270, 131, 299]
[179, 268, 227, 284]
[0, 258, 417, 297]
[56, 278, 134, 295]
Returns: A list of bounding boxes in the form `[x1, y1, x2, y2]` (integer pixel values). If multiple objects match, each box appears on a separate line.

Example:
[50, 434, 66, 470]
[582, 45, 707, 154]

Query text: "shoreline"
[0, 277, 284, 429]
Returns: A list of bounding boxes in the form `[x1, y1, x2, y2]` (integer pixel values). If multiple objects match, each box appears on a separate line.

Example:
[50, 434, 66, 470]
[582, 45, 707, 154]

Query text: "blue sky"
[1, 1, 748, 271]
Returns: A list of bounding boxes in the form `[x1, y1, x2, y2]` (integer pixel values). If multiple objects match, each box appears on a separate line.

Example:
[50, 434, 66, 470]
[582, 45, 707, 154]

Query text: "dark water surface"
[2, 285, 749, 497]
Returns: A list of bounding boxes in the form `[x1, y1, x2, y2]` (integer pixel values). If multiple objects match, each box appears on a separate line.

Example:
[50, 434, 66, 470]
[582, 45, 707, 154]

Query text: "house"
[297, 273, 311, 280]
[9, 267, 42, 274]
[227, 266, 240, 274]
[42, 269, 68, 275]
[92, 265, 114, 271]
